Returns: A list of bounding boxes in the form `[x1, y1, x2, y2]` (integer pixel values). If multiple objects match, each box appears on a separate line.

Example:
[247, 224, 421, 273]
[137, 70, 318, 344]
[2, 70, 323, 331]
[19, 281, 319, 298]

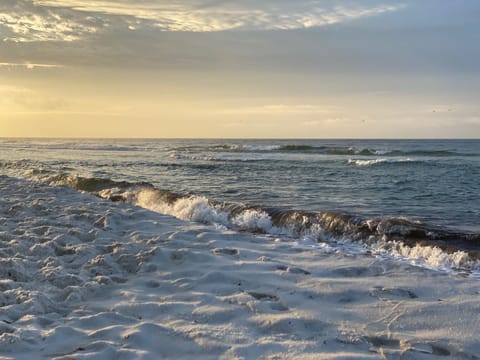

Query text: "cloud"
[0, 84, 31, 94]
[0, 84, 32, 107]
[0, 62, 63, 69]
[0, 0, 99, 42]
[30, 0, 402, 32]
[303, 118, 347, 127]
[219, 104, 340, 115]
[0, 84, 68, 111]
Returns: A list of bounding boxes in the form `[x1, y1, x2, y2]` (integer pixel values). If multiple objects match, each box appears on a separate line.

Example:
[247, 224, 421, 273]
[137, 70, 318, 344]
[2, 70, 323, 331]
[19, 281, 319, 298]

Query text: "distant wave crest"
[348, 158, 415, 166]
[170, 143, 477, 158]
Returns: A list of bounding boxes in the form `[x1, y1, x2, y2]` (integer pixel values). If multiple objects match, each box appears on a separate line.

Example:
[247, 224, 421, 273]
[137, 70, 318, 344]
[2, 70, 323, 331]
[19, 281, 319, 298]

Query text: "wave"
[348, 158, 415, 167]
[242, 145, 355, 155]
[168, 151, 267, 162]
[388, 150, 475, 157]
[241, 144, 282, 151]
[167, 143, 477, 158]
[3, 142, 151, 152]
[30, 173, 478, 275]
[2, 140, 477, 158]
[275, 146, 475, 157]
[111, 188, 480, 276]
[3, 163, 477, 276]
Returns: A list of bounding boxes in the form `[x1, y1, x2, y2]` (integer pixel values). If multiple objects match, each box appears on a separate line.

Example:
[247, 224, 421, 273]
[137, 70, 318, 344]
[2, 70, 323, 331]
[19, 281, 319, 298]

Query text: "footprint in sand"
[211, 248, 239, 256]
[366, 336, 454, 358]
[276, 265, 311, 275]
[255, 317, 329, 338]
[331, 265, 386, 277]
[248, 292, 279, 301]
[246, 292, 288, 313]
[369, 286, 418, 300]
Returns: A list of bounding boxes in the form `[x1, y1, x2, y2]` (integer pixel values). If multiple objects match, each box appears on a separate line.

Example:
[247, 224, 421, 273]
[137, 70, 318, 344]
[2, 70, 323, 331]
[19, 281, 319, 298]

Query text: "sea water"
[1, 138, 479, 273]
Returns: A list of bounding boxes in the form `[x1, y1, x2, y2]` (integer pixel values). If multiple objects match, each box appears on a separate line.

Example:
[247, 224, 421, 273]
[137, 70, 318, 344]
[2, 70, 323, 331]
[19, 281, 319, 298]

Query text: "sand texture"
[0, 176, 479, 359]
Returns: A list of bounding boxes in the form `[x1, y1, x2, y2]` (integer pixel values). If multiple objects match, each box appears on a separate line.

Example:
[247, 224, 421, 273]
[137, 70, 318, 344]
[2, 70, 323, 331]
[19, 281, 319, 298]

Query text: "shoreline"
[0, 176, 479, 359]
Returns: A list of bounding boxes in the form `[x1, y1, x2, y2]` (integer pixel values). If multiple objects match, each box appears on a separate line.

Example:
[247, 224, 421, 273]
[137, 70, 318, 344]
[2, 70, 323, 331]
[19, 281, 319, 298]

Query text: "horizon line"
[1, 137, 479, 141]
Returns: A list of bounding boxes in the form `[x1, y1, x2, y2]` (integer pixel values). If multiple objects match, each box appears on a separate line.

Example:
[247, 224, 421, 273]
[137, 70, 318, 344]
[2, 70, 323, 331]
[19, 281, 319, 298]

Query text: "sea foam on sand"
[0, 176, 479, 359]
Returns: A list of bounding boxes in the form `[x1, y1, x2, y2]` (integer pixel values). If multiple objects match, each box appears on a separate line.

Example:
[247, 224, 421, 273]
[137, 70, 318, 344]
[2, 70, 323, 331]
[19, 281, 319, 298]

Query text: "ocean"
[1, 138, 479, 275]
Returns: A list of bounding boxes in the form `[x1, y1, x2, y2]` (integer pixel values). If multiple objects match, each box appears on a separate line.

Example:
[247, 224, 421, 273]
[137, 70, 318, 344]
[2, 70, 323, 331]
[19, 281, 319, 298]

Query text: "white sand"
[0, 176, 479, 359]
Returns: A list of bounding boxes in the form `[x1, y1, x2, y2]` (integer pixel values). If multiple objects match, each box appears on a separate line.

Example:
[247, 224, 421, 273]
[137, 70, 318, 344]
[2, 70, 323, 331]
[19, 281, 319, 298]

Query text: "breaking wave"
[2, 140, 477, 158]
[174, 144, 478, 157]
[348, 158, 415, 166]
[2, 148, 478, 277]
[27, 173, 480, 277]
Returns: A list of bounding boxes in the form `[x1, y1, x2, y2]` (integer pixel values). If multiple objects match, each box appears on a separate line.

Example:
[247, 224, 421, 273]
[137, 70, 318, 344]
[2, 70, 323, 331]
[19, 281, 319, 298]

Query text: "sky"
[0, 0, 479, 138]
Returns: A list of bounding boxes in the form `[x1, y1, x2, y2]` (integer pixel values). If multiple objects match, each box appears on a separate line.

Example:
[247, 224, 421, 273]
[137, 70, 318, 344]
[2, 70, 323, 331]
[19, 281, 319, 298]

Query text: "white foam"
[348, 158, 413, 166]
[288, 222, 480, 275]
[168, 152, 215, 161]
[372, 239, 479, 274]
[231, 209, 274, 233]
[134, 189, 230, 227]
[168, 151, 265, 162]
[241, 144, 281, 151]
[133, 190, 281, 234]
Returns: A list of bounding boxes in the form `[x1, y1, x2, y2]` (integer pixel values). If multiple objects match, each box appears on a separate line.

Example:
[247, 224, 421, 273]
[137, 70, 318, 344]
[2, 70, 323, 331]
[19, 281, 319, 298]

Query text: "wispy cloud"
[31, 0, 402, 32]
[0, 1, 98, 42]
[0, 62, 63, 69]
[303, 118, 347, 127]
[0, 1, 403, 42]
[220, 104, 339, 115]
[0, 84, 69, 111]
[0, 84, 32, 94]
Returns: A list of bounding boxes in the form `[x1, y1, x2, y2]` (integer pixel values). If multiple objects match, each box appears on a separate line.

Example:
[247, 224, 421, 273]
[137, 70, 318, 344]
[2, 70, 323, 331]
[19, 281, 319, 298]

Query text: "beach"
[1, 175, 479, 359]
[2, 0, 480, 357]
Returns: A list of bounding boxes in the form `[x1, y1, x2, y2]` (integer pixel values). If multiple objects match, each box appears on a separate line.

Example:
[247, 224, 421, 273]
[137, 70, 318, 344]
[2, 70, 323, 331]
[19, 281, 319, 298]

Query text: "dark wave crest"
[45, 175, 480, 262]
[45, 173, 153, 194]
[277, 146, 475, 157]
[204, 144, 478, 157]
[263, 208, 480, 258]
